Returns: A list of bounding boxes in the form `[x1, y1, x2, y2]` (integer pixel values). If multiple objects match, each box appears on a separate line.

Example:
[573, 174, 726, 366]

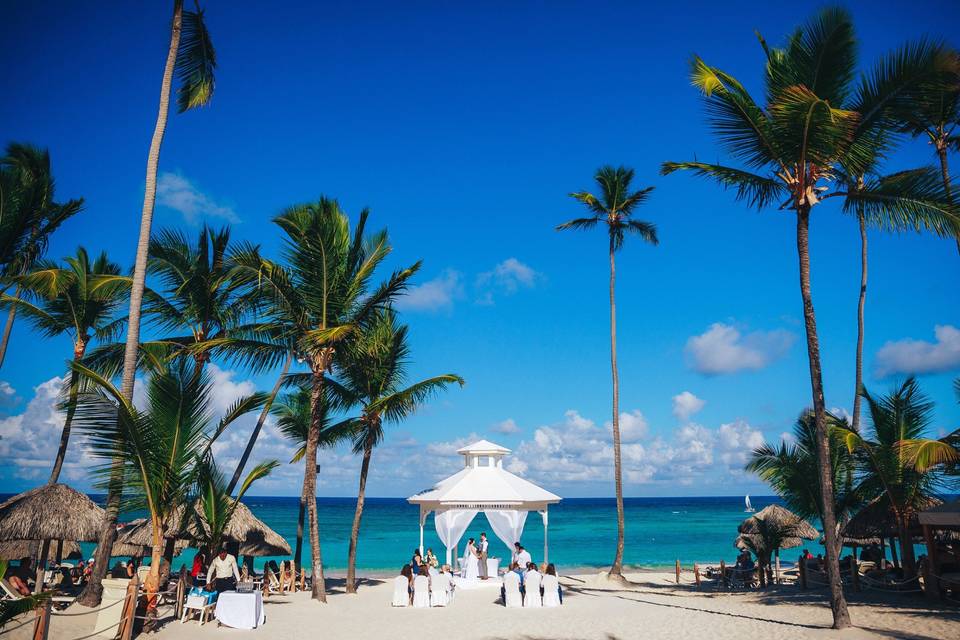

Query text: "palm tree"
[838, 378, 944, 577]
[71, 360, 264, 618]
[900, 378, 960, 475]
[194, 457, 278, 555]
[0, 143, 84, 368]
[1, 248, 126, 483]
[747, 411, 861, 551]
[236, 198, 418, 601]
[556, 165, 658, 578]
[82, 0, 216, 607]
[273, 386, 352, 576]
[338, 310, 463, 593]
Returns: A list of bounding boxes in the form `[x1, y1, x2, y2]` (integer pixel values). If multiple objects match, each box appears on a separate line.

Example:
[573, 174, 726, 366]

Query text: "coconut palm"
[0, 143, 84, 369]
[556, 165, 658, 578]
[194, 456, 278, 555]
[338, 310, 464, 593]
[1, 248, 126, 484]
[71, 359, 264, 618]
[83, 0, 217, 607]
[235, 198, 419, 601]
[837, 378, 943, 577]
[736, 511, 817, 587]
[900, 378, 960, 476]
[747, 410, 861, 551]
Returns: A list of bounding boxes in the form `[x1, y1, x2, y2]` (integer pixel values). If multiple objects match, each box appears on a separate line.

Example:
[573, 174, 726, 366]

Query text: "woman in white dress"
[462, 538, 480, 580]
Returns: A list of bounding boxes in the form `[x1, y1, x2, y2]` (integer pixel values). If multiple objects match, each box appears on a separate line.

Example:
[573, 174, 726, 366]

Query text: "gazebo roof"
[919, 499, 960, 529]
[409, 440, 560, 510]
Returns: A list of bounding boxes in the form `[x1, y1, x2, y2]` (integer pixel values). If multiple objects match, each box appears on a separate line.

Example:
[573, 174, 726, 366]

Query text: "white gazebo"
[407, 439, 561, 566]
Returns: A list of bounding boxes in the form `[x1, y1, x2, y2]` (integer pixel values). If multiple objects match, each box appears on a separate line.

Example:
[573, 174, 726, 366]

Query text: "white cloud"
[685, 322, 795, 375]
[874, 325, 960, 377]
[672, 391, 705, 421]
[490, 418, 521, 435]
[157, 172, 239, 225]
[607, 410, 648, 443]
[475, 258, 541, 305]
[395, 269, 463, 312]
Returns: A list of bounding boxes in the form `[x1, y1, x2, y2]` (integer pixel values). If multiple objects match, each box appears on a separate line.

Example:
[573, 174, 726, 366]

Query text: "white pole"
[541, 508, 549, 564]
[420, 523, 424, 556]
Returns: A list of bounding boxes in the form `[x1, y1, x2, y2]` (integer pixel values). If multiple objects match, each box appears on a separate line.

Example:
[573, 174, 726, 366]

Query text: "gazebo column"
[419, 507, 428, 555]
[539, 507, 549, 564]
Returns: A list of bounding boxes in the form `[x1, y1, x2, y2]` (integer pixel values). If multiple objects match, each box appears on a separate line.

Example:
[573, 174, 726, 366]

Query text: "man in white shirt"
[516, 544, 532, 569]
[207, 548, 240, 592]
[478, 533, 489, 580]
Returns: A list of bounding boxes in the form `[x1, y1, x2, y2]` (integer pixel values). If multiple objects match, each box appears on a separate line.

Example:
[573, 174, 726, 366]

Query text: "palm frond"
[661, 161, 787, 209]
[175, 4, 217, 113]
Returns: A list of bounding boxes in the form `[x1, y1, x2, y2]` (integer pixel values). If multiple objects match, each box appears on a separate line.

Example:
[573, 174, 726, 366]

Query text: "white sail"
[744, 495, 754, 512]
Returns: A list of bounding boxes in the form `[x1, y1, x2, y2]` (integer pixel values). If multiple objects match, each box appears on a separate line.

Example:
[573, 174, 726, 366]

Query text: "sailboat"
[744, 495, 755, 513]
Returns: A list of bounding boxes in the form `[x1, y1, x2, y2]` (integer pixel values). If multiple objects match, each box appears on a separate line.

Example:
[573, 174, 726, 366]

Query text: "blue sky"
[1, 1, 958, 498]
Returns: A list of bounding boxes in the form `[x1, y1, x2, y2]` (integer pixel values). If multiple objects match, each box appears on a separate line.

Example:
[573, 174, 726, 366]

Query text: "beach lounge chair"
[412, 574, 430, 608]
[391, 576, 410, 607]
[524, 572, 542, 607]
[541, 574, 560, 607]
[502, 571, 522, 608]
[430, 572, 449, 607]
[1, 577, 74, 605]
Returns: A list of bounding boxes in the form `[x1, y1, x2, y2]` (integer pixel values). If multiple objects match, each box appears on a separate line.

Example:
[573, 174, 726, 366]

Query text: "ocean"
[6, 494, 824, 574]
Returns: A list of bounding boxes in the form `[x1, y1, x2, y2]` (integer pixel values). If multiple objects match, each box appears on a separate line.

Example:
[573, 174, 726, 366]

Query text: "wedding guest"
[546, 563, 563, 604]
[206, 547, 240, 593]
[400, 564, 414, 602]
[516, 544, 532, 568]
[524, 561, 540, 583]
[425, 548, 439, 569]
[411, 549, 422, 574]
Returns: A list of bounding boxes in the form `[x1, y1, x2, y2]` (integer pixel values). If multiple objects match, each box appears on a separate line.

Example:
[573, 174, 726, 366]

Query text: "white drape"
[483, 510, 528, 558]
[434, 509, 478, 565]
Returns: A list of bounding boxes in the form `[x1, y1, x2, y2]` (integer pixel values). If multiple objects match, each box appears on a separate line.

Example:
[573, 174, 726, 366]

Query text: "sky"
[1, 1, 958, 499]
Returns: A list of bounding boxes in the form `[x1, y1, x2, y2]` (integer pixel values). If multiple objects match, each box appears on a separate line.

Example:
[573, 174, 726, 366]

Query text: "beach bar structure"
[407, 440, 561, 565]
[918, 499, 960, 598]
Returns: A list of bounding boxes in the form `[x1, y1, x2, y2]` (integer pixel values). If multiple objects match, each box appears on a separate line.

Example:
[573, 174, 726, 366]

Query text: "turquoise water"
[34, 495, 822, 574]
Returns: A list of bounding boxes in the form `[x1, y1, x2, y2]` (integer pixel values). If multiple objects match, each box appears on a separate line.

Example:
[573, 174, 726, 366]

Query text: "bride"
[461, 537, 480, 580]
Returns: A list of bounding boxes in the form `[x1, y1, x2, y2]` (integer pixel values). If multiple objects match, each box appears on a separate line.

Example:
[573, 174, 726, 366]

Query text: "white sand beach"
[5, 571, 958, 640]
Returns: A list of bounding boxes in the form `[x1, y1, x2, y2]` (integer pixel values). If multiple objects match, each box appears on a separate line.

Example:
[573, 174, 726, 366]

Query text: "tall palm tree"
[658, 9, 960, 626]
[69, 360, 263, 619]
[273, 386, 352, 576]
[838, 378, 944, 577]
[338, 310, 463, 593]
[236, 198, 418, 601]
[1, 248, 126, 483]
[0, 143, 84, 368]
[82, 0, 216, 607]
[556, 165, 658, 578]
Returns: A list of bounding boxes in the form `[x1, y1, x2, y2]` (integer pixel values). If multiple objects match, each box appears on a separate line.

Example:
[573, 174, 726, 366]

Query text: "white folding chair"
[412, 575, 430, 608]
[391, 575, 410, 607]
[524, 572, 542, 607]
[541, 574, 560, 607]
[503, 571, 522, 608]
[445, 572, 456, 603]
[430, 573, 449, 607]
[181, 594, 215, 625]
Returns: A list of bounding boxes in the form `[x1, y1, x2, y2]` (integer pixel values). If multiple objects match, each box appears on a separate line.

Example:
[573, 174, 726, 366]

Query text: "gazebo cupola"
[457, 439, 511, 469]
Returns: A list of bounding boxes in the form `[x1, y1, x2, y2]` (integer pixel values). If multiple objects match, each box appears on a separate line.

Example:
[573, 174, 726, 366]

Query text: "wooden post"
[720, 560, 727, 588]
[32, 599, 51, 640]
[117, 573, 139, 640]
[693, 563, 701, 588]
[922, 524, 940, 600]
[174, 567, 186, 620]
[675, 559, 680, 584]
[299, 568, 305, 592]
[798, 558, 807, 589]
[850, 556, 860, 592]
[263, 572, 270, 599]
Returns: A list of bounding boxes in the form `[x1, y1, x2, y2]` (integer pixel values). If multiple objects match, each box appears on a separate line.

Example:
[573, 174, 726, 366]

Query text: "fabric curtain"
[483, 510, 528, 560]
[434, 509, 478, 565]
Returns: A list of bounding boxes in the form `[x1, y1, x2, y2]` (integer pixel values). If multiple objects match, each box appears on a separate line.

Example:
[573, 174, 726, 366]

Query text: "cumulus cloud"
[0, 381, 18, 407]
[685, 323, 795, 375]
[395, 269, 463, 312]
[490, 418, 521, 435]
[874, 325, 960, 377]
[157, 172, 239, 225]
[475, 258, 541, 305]
[672, 391, 705, 421]
[607, 410, 648, 443]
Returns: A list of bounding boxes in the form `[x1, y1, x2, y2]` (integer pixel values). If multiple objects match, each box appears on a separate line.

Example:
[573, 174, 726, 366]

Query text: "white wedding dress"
[461, 544, 480, 581]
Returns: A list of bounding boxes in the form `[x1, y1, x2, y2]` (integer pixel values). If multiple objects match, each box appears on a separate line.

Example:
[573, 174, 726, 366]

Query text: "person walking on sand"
[478, 532, 489, 580]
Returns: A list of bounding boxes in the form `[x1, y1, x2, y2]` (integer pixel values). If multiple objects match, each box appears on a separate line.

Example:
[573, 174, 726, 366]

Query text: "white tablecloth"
[486, 558, 500, 576]
[215, 591, 265, 629]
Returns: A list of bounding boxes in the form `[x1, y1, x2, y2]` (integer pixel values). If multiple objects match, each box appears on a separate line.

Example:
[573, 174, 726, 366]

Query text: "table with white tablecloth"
[214, 591, 265, 629]
[486, 557, 500, 576]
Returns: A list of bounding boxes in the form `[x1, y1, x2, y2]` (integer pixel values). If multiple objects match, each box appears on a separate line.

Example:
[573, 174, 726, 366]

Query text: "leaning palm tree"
[82, 0, 217, 607]
[237, 198, 418, 601]
[2, 248, 126, 483]
[838, 378, 943, 578]
[338, 310, 463, 593]
[0, 143, 84, 368]
[71, 360, 264, 619]
[556, 165, 658, 578]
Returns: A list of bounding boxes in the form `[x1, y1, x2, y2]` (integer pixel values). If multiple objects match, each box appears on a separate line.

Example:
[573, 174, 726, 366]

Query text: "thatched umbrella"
[841, 497, 941, 567]
[0, 484, 106, 592]
[0, 539, 80, 561]
[738, 504, 818, 584]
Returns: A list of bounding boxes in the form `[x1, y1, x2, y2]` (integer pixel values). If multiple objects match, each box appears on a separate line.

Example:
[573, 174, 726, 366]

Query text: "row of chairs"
[503, 572, 560, 607]
[392, 572, 455, 607]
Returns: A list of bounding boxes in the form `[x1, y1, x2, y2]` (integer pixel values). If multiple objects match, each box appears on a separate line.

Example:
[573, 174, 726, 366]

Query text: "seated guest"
[524, 561, 541, 581]
[411, 550, 422, 574]
[510, 562, 525, 585]
[400, 563, 414, 600]
[110, 561, 128, 579]
[545, 563, 563, 604]
[206, 547, 240, 593]
[83, 559, 95, 580]
[191, 551, 206, 581]
[5, 558, 33, 596]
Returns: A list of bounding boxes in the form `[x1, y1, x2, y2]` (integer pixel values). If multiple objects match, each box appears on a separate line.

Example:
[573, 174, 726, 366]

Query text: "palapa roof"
[737, 504, 819, 551]
[842, 497, 941, 540]
[0, 539, 80, 560]
[918, 499, 960, 529]
[0, 484, 105, 542]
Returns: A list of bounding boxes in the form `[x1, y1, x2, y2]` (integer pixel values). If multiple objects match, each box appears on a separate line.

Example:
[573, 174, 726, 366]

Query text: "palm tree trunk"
[937, 144, 960, 257]
[304, 361, 330, 602]
[144, 522, 163, 627]
[346, 431, 374, 594]
[897, 514, 917, 577]
[48, 359, 83, 484]
[0, 285, 22, 369]
[796, 207, 852, 629]
[608, 239, 625, 577]
[79, 1, 184, 608]
[852, 209, 867, 432]
[889, 536, 899, 568]
[294, 487, 306, 574]
[227, 350, 293, 495]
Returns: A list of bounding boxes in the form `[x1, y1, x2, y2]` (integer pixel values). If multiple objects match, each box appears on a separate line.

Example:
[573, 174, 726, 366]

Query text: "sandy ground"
[4, 571, 959, 640]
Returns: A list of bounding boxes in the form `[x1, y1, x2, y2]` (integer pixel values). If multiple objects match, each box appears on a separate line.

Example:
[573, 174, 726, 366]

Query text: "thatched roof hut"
[0, 539, 80, 560]
[842, 497, 940, 541]
[737, 504, 819, 551]
[0, 484, 105, 542]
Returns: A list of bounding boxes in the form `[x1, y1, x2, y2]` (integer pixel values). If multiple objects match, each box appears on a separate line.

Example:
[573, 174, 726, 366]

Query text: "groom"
[478, 532, 489, 580]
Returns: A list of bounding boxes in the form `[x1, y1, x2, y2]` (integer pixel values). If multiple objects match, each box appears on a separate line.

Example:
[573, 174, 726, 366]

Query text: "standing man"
[516, 543, 532, 569]
[206, 547, 240, 593]
[478, 533, 489, 580]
